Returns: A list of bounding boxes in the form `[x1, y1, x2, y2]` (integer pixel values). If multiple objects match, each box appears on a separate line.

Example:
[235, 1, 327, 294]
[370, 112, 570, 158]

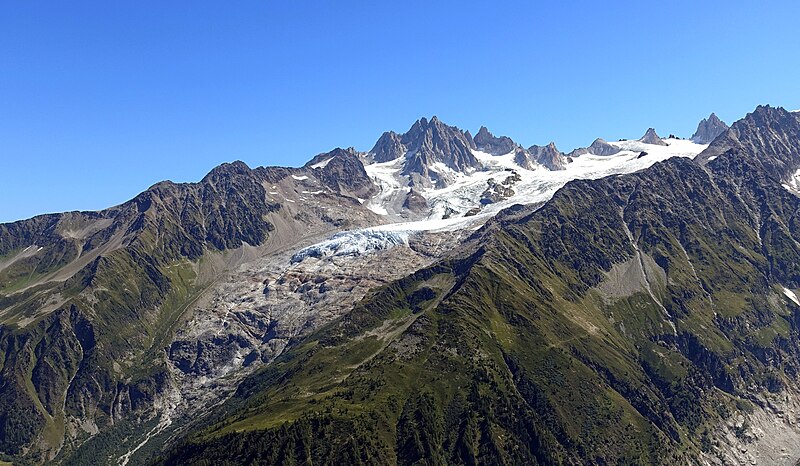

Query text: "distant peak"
[474, 125, 517, 156]
[201, 160, 252, 183]
[639, 128, 667, 146]
[692, 112, 729, 144]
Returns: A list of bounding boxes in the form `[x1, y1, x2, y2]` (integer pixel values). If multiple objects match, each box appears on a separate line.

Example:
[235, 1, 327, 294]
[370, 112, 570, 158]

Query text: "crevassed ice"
[291, 229, 410, 263]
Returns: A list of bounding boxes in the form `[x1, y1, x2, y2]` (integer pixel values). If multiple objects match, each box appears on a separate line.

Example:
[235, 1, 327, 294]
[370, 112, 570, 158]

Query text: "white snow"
[291, 229, 410, 263]
[368, 204, 389, 215]
[299, 137, 708, 262]
[363, 157, 407, 216]
[301, 190, 324, 195]
[783, 287, 800, 306]
[783, 169, 800, 195]
[410, 139, 708, 226]
[707, 156, 718, 161]
[291, 175, 309, 181]
[310, 157, 334, 169]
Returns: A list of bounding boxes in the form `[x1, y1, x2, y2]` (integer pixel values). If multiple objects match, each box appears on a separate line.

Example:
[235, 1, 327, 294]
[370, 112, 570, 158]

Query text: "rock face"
[691, 112, 729, 144]
[639, 127, 668, 145]
[569, 138, 621, 157]
[473, 126, 518, 155]
[305, 147, 377, 198]
[696, 105, 800, 173]
[402, 189, 428, 213]
[370, 131, 405, 162]
[368, 116, 481, 188]
[527, 142, 567, 170]
[401, 117, 480, 182]
[479, 176, 517, 205]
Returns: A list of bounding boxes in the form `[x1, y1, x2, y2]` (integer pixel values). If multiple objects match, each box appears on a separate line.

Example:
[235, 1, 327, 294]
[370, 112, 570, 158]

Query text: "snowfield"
[292, 137, 708, 263]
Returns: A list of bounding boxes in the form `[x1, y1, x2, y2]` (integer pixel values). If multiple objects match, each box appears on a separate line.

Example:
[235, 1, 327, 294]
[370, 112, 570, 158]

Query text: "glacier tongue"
[291, 229, 410, 263]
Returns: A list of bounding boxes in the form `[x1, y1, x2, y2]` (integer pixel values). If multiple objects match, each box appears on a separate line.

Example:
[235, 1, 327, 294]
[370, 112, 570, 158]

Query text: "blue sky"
[2, 1, 799, 222]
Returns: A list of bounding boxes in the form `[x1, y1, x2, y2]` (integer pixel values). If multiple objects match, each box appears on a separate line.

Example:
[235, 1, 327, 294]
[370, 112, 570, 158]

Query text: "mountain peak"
[568, 138, 621, 157]
[696, 104, 800, 174]
[367, 116, 480, 187]
[639, 128, 668, 146]
[474, 126, 518, 156]
[691, 113, 728, 144]
[370, 131, 404, 162]
[526, 142, 566, 170]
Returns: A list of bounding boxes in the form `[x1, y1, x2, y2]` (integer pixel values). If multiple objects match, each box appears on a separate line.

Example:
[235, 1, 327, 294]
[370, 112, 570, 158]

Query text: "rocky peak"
[639, 128, 668, 146]
[368, 117, 481, 185]
[401, 115, 477, 153]
[370, 131, 405, 162]
[474, 126, 518, 156]
[569, 138, 621, 157]
[697, 105, 800, 177]
[201, 160, 253, 183]
[367, 116, 481, 187]
[526, 142, 567, 170]
[307, 147, 377, 199]
[691, 113, 728, 144]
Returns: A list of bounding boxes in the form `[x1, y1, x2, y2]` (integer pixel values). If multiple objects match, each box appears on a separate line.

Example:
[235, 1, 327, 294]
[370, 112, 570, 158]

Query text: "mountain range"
[11, 106, 800, 465]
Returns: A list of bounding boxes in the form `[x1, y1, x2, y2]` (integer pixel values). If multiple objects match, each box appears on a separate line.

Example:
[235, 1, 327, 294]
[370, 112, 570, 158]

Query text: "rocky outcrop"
[306, 147, 377, 198]
[401, 117, 480, 181]
[691, 113, 728, 144]
[368, 116, 481, 188]
[402, 189, 429, 213]
[569, 138, 621, 157]
[639, 127, 668, 145]
[370, 131, 405, 162]
[480, 176, 517, 205]
[474, 126, 518, 155]
[528, 142, 567, 170]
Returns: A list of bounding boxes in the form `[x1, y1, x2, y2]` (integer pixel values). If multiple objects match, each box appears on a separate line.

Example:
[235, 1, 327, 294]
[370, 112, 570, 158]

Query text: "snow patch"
[368, 204, 389, 215]
[310, 157, 333, 169]
[707, 156, 718, 161]
[783, 169, 800, 195]
[783, 287, 800, 306]
[291, 175, 309, 181]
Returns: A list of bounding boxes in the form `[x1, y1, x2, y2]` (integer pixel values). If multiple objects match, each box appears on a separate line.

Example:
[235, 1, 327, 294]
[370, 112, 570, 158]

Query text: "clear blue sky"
[2, 1, 799, 223]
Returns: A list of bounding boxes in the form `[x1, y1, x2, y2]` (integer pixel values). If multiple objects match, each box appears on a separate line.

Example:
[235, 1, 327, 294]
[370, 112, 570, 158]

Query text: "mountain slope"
[0, 112, 736, 465]
[155, 106, 800, 465]
[0, 157, 383, 462]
